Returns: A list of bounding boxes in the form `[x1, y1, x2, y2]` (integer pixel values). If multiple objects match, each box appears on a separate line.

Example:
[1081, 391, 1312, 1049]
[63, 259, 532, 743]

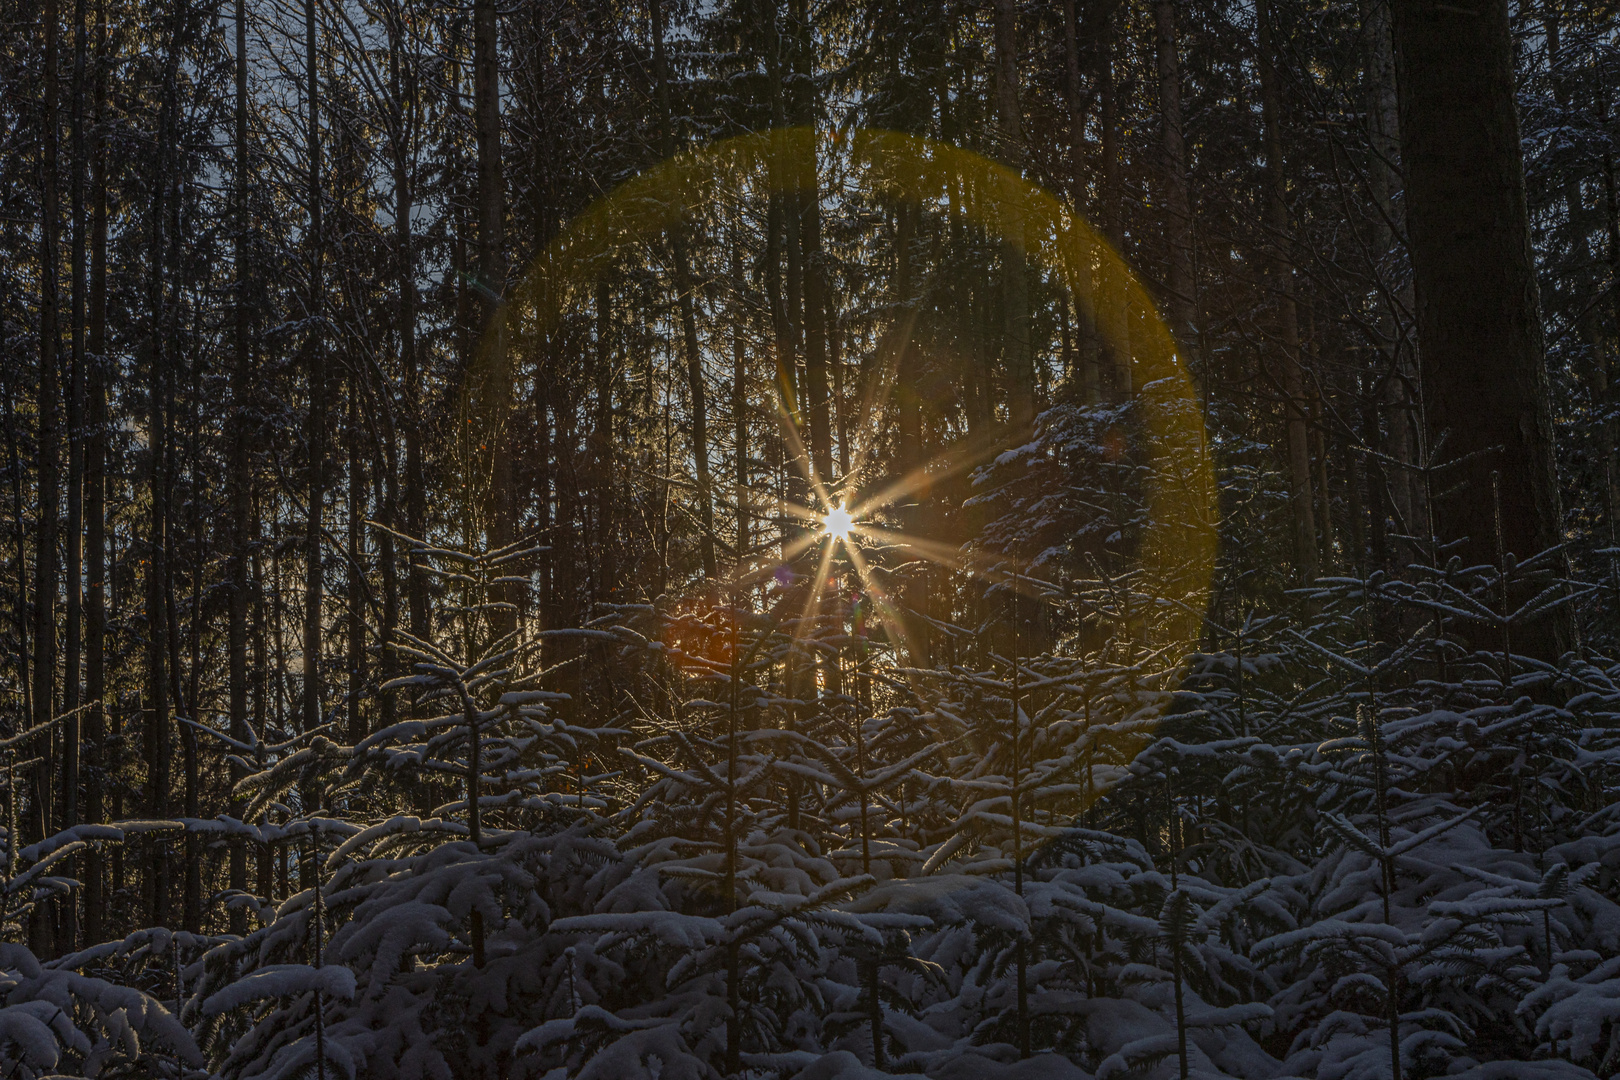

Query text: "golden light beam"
[841, 539, 920, 668]
[844, 304, 922, 484]
[724, 528, 823, 590]
[778, 501, 827, 526]
[848, 523, 1059, 604]
[772, 389, 841, 515]
[845, 524, 978, 575]
[846, 426, 1010, 524]
[791, 538, 840, 650]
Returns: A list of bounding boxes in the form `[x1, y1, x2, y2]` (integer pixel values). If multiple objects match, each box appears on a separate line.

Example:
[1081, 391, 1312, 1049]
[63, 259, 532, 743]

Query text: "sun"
[822, 503, 854, 542]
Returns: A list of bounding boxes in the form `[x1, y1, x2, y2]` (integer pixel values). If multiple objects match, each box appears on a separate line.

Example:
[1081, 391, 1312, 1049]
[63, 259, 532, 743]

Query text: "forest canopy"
[0, 0, 1618, 1077]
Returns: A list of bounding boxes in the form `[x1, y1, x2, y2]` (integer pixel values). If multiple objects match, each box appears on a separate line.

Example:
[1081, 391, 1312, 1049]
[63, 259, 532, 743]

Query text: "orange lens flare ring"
[466, 127, 1218, 812]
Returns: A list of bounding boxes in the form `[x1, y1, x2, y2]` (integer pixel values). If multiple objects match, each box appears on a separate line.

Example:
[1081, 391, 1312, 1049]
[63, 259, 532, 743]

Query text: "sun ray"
[841, 540, 918, 666]
[847, 427, 1009, 523]
[849, 523, 1059, 603]
[772, 389, 840, 513]
[725, 528, 823, 590]
[778, 501, 827, 525]
[790, 538, 839, 650]
[845, 524, 979, 575]
[844, 304, 921, 482]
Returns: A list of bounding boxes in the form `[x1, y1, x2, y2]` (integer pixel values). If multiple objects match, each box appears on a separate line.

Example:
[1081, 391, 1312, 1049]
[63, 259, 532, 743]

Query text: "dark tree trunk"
[991, 0, 1033, 435]
[1363, 0, 1423, 549]
[1097, 14, 1130, 397]
[393, 9, 428, 639]
[650, 0, 718, 580]
[1061, 0, 1101, 404]
[473, 0, 515, 629]
[1390, 0, 1568, 658]
[82, 0, 107, 943]
[144, 0, 186, 933]
[33, 0, 63, 958]
[227, 0, 254, 937]
[304, 0, 325, 735]
[59, 0, 90, 954]
[594, 280, 616, 598]
[346, 383, 365, 746]
[1153, 0, 1196, 351]
[1258, 0, 1317, 582]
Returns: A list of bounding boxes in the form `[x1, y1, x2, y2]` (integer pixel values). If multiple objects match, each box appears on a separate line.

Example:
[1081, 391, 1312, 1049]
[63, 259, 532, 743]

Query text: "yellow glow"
[487, 127, 1219, 817]
[823, 504, 854, 541]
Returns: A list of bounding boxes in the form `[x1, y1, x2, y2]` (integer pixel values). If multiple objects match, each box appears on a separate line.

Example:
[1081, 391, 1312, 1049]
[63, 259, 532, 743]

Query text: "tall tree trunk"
[473, 0, 515, 626]
[991, 0, 1033, 435]
[1363, 0, 1422, 548]
[1097, 15, 1130, 397]
[771, 5, 809, 523]
[33, 0, 63, 958]
[1389, 0, 1568, 658]
[83, 0, 107, 943]
[1062, 0, 1085, 211]
[799, 162, 833, 497]
[346, 384, 365, 745]
[145, 139, 171, 930]
[59, 0, 89, 954]
[303, 0, 325, 735]
[763, 9, 802, 572]
[892, 200, 933, 666]
[789, 0, 839, 704]
[594, 280, 616, 597]
[227, 0, 253, 937]
[730, 243, 747, 565]
[1153, 0, 1196, 351]
[787, 0, 832, 492]
[650, 0, 718, 579]
[180, 364, 201, 935]
[7, 377, 31, 785]
[1258, 0, 1318, 582]
[393, 9, 428, 638]
[1061, 0, 1102, 405]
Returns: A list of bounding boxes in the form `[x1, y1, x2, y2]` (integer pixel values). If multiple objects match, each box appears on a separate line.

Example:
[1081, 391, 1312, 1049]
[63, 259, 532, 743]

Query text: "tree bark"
[346, 380, 365, 745]
[991, 0, 1033, 435]
[391, 9, 428, 639]
[59, 0, 90, 953]
[651, 0, 719, 579]
[1363, 0, 1423, 548]
[1153, 0, 1196, 351]
[1258, 0, 1318, 582]
[473, 0, 516, 628]
[1061, 0, 1104, 404]
[227, 0, 253, 937]
[33, 0, 63, 957]
[303, 0, 326, 734]
[730, 243, 747, 565]
[144, 0, 187, 935]
[594, 280, 617, 597]
[83, 0, 107, 944]
[1097, 14, 1130, 397]
[1389, 0, 1568, 658]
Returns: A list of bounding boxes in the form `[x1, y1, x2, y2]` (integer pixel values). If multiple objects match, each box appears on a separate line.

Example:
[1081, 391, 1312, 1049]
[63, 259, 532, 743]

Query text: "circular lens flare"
[823, 504, 854, 542]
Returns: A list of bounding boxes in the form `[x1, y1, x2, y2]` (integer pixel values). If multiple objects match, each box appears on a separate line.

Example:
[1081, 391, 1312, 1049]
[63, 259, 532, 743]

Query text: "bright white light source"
[823, 504, 854, 541]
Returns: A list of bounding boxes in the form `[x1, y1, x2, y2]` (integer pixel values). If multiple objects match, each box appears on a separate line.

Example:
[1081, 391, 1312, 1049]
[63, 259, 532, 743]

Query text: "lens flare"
[481, 126, 1218, 826]
[823, 504, 854, 542]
